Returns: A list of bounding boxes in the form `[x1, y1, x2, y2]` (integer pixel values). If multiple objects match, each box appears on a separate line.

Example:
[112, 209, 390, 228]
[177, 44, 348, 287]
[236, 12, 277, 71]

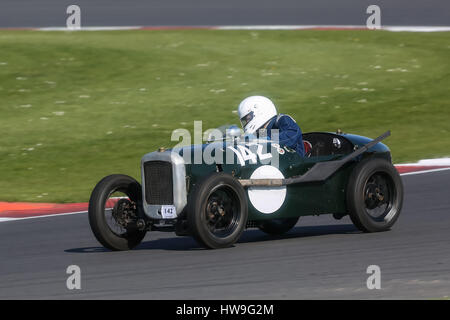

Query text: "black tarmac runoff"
[0, 170, 449, 299]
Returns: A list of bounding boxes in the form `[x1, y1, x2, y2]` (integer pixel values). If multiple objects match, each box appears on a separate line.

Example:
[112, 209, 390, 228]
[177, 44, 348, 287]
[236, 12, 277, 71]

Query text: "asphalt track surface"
[0, 170, 449, 299]
[0, 0, 449, 28]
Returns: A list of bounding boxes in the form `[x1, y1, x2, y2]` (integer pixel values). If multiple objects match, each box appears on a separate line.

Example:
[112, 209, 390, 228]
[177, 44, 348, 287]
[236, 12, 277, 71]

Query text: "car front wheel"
[88, 174, 147, 251]
[187, 172, 248, 249]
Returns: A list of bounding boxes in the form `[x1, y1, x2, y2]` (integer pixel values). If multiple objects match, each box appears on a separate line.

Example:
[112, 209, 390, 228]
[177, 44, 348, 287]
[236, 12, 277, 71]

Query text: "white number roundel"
[247, 165, 287, 214]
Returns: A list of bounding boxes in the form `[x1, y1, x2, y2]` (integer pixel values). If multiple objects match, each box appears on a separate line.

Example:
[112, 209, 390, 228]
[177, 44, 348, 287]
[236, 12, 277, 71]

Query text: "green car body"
[152, 131, 391, 222]
[89, 130, 402, 250]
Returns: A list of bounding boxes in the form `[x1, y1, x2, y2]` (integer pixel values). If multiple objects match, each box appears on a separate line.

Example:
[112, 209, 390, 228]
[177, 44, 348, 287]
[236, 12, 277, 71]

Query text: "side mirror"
[205, 125, 243, 142]
[226, 125, 243, 139]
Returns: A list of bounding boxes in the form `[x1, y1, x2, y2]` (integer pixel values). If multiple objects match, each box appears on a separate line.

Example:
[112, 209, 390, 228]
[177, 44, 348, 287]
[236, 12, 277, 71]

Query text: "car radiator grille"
[143, 161, 173, 205]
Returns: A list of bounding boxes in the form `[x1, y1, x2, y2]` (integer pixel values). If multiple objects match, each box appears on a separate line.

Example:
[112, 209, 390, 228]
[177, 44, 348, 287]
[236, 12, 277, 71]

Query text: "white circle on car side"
[247, 165, 287, 214]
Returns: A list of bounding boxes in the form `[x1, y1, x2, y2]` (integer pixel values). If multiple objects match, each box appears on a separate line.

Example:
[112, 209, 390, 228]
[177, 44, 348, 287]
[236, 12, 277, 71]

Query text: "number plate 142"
[161, 205, 177, 219]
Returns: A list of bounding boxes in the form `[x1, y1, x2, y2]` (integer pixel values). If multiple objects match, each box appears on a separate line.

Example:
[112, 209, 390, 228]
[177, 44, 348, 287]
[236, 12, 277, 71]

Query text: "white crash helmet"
[237, 96, 277, 134]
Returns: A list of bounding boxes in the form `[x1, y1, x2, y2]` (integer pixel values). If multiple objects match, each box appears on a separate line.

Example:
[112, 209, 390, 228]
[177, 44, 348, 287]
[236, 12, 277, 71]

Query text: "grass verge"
[0, 30, 449, 202]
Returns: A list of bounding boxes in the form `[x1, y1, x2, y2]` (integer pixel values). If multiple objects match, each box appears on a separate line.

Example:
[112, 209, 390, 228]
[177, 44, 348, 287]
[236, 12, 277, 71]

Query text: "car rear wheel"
[347, 158, 403, 232]
[88, 174, 147, 251]
[258, 217, 299, 235]
[187, 172, 248, 249]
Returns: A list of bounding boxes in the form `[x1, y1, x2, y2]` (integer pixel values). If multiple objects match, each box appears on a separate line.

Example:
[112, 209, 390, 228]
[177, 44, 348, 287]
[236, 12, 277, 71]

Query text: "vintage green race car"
[88, 129, 403, 250]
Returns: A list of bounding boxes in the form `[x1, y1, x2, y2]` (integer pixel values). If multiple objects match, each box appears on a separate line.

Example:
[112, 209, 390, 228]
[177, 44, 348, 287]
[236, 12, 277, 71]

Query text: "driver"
[237, 96, 305, 156]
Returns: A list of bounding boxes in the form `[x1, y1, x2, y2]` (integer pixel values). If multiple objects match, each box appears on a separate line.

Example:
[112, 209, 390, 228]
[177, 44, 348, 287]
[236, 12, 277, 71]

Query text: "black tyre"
[258, 217, 299, 235]
[88, 174, 146, 251]
[187, 172, 248, 249]
[346, 158, 403, 232]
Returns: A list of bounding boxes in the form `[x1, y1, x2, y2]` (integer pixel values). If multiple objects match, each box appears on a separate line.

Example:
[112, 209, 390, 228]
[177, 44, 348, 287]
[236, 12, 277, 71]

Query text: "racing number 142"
[227, 144, 272, 166]
[161, 205, 177, 219]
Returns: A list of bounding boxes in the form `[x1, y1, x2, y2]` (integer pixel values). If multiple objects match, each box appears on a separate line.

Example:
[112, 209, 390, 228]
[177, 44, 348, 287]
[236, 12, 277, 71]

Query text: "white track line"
[37, 26, 141, 31]
[0, 198, 125, 223]
[0, 210, 87, 223]
[399, 167, 450, 176]
[215, 25, 450, 32]
[411, 158, 450, 166]
[383, 26, 450, 32]
[31, 25, 450, 32]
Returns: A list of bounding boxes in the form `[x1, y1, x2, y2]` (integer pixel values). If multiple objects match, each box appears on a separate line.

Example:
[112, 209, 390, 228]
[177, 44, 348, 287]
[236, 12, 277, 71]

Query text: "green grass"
[0, 30, 449, 202]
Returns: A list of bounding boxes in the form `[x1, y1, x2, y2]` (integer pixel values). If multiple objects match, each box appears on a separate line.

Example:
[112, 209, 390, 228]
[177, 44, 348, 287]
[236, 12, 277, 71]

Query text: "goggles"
[240, 111, 254, 128]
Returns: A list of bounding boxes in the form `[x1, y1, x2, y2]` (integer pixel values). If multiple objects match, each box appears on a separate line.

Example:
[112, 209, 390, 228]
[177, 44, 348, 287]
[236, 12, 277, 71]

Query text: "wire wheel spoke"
[205, 186, 240, 238]
[364, 172, 394, 221]
[104, 191, 136, 237]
